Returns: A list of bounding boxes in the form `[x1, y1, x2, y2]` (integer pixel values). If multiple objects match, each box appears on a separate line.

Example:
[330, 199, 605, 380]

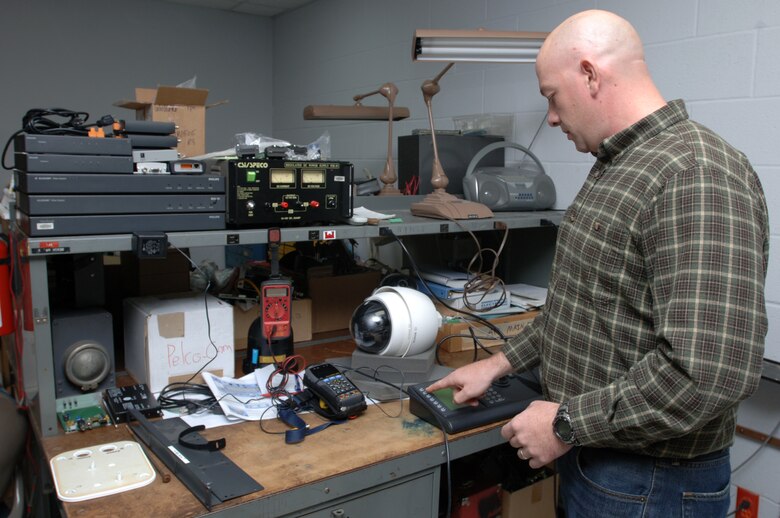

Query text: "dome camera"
[351, 286, 442, 357]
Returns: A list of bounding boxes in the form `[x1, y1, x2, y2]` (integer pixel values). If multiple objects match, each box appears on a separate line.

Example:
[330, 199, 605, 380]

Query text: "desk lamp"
[409, 28, 547, 219]
[304, 84, 410, 195]
[352, 83, 402, 195]
[409, 63, 494, 219]
[412, 28, 547, 63]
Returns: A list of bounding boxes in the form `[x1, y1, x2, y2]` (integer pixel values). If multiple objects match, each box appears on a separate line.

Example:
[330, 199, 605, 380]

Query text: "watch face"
[556, 418, 573, 438]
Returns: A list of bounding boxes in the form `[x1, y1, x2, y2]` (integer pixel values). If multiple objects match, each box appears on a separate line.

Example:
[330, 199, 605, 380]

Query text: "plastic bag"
[233, 131, 330, 160]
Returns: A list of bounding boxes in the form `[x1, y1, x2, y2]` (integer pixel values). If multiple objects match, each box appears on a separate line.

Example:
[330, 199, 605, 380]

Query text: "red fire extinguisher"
[0, 234, 15, 336]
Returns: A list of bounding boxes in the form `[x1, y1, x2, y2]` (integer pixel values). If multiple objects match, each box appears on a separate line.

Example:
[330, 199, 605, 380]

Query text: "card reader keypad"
[326, 374, 361, 401]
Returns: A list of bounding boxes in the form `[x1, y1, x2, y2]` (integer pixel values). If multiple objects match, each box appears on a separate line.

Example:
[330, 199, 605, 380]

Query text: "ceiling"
[159, 0, 316, 17]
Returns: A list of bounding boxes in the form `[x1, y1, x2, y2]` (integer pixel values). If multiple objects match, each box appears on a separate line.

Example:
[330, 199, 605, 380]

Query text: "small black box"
[398, 134, 504, 195]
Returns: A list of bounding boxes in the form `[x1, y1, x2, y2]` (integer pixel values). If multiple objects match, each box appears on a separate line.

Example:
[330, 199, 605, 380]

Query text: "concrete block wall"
[272, 1, 780, 515]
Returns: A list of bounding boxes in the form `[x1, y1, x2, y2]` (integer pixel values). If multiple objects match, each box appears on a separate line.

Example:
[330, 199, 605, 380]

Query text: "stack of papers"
[417, 267, 514, 313]
[506, 283, 547, 310]
[418, 267, 472, 289]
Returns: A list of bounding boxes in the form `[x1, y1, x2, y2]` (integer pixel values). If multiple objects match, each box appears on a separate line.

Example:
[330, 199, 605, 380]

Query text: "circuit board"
[56, 405, 111, 433]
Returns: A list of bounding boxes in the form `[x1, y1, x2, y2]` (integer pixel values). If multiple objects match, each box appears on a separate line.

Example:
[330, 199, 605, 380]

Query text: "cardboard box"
[233, 298, 312, 350]
[501, 474, 557, 518]
[308, 270, 381, 334]
[123, 292, 234, 393]
[436, 308, 540, 352]
[114, 86, 226, 157]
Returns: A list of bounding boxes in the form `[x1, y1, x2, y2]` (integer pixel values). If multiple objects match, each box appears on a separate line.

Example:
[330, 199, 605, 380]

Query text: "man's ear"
[580, 59, 599, 96]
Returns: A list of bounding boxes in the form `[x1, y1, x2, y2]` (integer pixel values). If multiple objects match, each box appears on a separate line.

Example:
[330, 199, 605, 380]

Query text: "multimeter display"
[264, 287, 289, 298]
[408, 373, 542, 434]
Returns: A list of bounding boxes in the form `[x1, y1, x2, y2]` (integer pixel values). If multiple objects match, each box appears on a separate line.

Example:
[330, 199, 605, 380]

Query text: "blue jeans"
[557, 446, 731, 518]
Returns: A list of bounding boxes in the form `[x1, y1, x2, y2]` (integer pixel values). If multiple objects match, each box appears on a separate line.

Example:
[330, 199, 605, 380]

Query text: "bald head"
[535, 10, 666, 153]
[539, 10, 645, 72]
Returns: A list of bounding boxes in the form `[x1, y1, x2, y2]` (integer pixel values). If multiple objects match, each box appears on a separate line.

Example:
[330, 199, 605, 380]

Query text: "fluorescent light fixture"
[413, 29, 548, 63]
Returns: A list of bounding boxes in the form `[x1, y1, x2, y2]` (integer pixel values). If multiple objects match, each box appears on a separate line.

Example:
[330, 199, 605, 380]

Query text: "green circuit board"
[57, 405, 111, 433]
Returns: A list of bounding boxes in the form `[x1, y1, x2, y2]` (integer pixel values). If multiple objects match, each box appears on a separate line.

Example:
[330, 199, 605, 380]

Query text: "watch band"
[553, 402, 579, 445]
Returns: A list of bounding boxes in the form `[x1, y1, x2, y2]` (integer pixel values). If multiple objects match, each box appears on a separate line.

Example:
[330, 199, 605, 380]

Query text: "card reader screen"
[431, 388, 469, 411]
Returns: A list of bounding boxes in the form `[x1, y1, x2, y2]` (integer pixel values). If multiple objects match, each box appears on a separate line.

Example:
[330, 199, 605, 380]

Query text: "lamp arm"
[425, 97, 448, 191]
[353, 89, 381, 104]
[421, 64, 454, 191]
[432, 62, 454, 84]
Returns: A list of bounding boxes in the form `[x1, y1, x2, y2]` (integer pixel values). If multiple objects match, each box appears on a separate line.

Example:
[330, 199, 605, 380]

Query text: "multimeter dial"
[264, 300, 289, 320]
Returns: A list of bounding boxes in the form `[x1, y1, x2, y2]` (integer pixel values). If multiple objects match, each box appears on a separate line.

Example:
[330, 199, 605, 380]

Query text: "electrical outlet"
[736, 486, 759, 518]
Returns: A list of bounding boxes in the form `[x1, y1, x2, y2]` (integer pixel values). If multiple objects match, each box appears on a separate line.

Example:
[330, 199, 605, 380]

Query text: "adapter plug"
[132, 232, 168, 259]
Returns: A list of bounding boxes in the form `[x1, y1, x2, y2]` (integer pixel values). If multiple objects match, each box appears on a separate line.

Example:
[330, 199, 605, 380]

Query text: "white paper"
[505, 283, 548, 309]
[353, 206, 396, 220]
[201, 365, 300, 422]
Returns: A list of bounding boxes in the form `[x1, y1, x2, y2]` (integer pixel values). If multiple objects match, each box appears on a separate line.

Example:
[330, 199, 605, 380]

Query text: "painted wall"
[0, 0, 776, 514]
[0, 0, 274, 188]
[272, 1, 780, 515]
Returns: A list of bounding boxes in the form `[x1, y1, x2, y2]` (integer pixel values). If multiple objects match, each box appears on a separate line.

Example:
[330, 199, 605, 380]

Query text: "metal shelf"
[17, 197, 563, 437]
[23, 198, 563, 256]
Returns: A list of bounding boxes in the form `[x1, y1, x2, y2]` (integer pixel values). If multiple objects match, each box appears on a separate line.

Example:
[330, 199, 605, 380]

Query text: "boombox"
[462, 142, 556, 211]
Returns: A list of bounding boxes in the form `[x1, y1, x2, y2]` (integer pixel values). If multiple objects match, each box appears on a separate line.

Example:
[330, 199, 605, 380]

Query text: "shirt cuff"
[568, 390, 617, 447]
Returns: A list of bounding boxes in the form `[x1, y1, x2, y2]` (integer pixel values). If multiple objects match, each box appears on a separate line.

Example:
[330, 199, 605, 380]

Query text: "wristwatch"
[553, 403, 578, 445]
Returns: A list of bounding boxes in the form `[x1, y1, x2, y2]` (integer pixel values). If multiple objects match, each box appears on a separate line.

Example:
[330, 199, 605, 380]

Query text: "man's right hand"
[425, 351, 514, 406]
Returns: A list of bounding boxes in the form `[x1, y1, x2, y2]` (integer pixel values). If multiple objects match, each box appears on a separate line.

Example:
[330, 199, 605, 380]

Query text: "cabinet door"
[293, 469, 439, 518]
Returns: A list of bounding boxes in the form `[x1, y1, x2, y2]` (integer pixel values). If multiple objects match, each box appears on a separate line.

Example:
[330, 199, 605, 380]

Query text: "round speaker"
[479, 179, 508, 208]
[62, 340, 111, 392]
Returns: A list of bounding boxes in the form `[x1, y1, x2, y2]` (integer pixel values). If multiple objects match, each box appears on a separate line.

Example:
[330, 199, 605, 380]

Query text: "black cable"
[385, 229, 507, 340]
[157, 382, 218, 414]
[3, 108, 115, 170]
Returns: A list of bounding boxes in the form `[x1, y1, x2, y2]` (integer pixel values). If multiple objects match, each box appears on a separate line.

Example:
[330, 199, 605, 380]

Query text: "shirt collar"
[596, 99, 689, 163]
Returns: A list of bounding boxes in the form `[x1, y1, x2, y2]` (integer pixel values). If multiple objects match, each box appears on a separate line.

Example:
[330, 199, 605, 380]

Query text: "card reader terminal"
[408, 372, 542, 434]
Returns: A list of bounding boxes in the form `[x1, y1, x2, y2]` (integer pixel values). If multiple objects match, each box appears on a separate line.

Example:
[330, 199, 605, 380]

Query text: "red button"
[310, 200, 320, 208]
[280, 201, 289, 209]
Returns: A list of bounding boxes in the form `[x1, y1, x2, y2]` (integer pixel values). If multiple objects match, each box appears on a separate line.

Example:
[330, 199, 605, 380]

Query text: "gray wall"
[0, 0, 274, 187]
[1, 0, 777, 514]
[272, 0, 780, 515]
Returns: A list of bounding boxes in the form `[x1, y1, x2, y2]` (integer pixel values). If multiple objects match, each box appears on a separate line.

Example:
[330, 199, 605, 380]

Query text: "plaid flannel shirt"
[504, 99, 769, 458]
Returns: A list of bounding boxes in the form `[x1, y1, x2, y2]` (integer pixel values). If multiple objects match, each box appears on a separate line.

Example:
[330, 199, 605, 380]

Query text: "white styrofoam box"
[123, 293, 234, 394]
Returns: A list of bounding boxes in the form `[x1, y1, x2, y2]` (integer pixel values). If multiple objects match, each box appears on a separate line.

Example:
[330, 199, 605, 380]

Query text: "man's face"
[536, 57, 599, 154]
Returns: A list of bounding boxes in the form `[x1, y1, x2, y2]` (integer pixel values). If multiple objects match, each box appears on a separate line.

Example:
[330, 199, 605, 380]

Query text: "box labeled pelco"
[123, 292, 234, 393]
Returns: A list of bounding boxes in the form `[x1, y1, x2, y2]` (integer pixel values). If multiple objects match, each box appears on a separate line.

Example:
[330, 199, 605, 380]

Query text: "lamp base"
[410, 190, 494, 219]
[378, 184, 402, 196]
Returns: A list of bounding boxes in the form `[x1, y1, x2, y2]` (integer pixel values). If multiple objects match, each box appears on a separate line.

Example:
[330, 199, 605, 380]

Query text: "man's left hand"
[500, 400, 573, 469]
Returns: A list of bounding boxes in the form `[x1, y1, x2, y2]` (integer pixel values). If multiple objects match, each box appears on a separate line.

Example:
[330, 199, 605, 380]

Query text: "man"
[427, 9, 768, 517]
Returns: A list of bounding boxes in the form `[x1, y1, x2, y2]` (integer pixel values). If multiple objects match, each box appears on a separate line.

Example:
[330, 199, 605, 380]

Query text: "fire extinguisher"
[0, 234, 15, 336]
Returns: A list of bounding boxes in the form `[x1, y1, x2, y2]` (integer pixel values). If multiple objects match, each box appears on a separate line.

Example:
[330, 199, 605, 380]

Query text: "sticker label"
[168, 445, 190, 464]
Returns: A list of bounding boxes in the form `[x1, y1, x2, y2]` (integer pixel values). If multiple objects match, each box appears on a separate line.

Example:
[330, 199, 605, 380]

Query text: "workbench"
[41, 342, 507, 517]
